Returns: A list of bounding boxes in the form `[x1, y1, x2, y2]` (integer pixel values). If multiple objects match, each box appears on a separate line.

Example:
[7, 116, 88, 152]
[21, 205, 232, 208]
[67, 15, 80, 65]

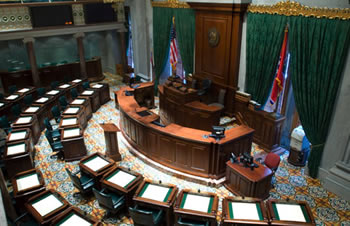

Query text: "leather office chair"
[208, 88, 226, 110]
[198, 79, 212, 96]
[51, 81, 59, 89]
[0, 93, 4, 101]
[65, 168, 94, 199]
[36, 87, 46, 97]
[82, 81, 90, 90]
[44, 118, 61, 141]
[93, 188, 125, 217]
[45, 130, 64, 160]
[177, 217, 210, 226]
[263, 152, 281, 188]
[128, 205, 164, 226]
[51, 105, 61, 123]
[23, 94, 33, 107]
[8, 85, 17, 94]
[59, 96, 68, 111]
[0, 116, 12, 134]
[11, 104, 21, 118]
[70, 88, 79, 100]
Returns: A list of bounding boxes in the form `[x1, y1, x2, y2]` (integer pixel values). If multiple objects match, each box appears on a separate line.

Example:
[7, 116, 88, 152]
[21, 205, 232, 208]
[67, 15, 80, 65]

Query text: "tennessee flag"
[270, 27, 288, 105]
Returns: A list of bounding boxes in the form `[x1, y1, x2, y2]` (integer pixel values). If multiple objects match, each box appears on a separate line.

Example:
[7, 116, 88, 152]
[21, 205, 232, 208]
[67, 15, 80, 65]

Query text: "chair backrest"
[129, 206, 156, 225]
[93, 188, 114, 209]
[82, 82, 90, 90]
[44, 130, 54, 144]
[264, 152, 281, 172]
[202, 79, 212, 90]
[23, 94, 33, 106]
[51, 105, 61, 121]
[70, 88, 78, 99]
[217, 89, 226, 105]
[59, 96, 68, 108]
[0, 93, 4, 100]
[0, 116, 10, 128]
[37, 87, 46, 97]
[43, 118, 53, 131]
[65, 168, 83, 190]
[51, 81, 59, 89]
[11, 104, 21, 117]
[8, 85, 17, 94]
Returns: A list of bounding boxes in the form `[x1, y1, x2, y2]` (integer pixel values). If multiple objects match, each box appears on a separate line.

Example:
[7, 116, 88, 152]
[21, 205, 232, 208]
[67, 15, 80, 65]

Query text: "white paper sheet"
[275, 203, 306, 222]
[5, 95, 18, 100]
[92, 84, 103, 88]
[16, 117, 32, 124]
[71, 99, 85, 105]
[182, 194, 210, 213]
[63, 128, 80, 138]
[7, 143, 26, 155]
[0, 103, 4, 107]
[62, 118, 77, 126]
[72, 79, 82, 83]
[82, 90, 94, 95]
[36, 97, 49, 103]
[84, 156, 109, 172]
[18, 88, 30, 93]
[9, 131, 27, 141]
[107, 170, 136, 188]
[31, 194, 63, 217]
[59, 84, 70, 89]
[25, 106, 39, 113]
[47, 90, 59, 95]
[16, 174, 40, 191]
[231, 202, 260, 220]
[58, 213, 91, 226]
[141, 184, 169, 202]
[65, 107, 79, 114]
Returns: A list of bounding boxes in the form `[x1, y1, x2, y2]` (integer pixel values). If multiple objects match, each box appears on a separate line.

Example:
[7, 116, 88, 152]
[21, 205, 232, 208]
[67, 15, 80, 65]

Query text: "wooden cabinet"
[100, 123, 121, 161]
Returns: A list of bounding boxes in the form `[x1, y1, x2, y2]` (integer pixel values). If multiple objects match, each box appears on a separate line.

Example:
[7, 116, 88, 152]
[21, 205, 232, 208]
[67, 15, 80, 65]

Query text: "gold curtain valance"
[151, 0, 190, 9]
[248, 1, 350, 20]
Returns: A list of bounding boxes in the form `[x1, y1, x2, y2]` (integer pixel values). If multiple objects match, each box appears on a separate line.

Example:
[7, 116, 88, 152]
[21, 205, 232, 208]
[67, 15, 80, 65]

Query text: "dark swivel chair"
[198, 79, 212, 96]
[65, 168, 94, 199]
[36, 87, 46, 97]
[70, 88, 79, 100]
[93, 188, 125, 217]
[0, 116, 12, 134]
[23, 94, 33, 107]
[44, 118, 61, 141]
[11, 104, 21, 118]
[0, 93, 4, 100]
[128, 205, 164, 226]
[58, 96, 68, 111]
[82, 81, 90, 90]
[45, 130, 64, 160]
[51, 81, 59, 89]
[51, 105, 61, 123]
[8, 85, 17, 94]
[177, 217, 210, 226]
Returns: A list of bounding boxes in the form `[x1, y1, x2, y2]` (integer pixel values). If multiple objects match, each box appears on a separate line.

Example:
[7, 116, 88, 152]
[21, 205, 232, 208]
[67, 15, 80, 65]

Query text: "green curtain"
[245, 13, 287, 105]
[289, 16, 350, 178]
[153, 7, 173, 93]
[174, 8, 195, 74]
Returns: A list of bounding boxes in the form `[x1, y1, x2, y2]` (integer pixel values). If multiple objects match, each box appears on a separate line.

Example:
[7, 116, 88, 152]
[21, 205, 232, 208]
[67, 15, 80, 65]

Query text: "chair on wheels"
[36, 87, 46, 97]
[128, 205, 164, 226]
[45, 130, 64, 160]
[11, 104, 21, 118]
[263, 152, 281, 188]
[0, 93, 4, 101]
[51, 105, 61, 123]
[0, 116, 12, 134]
[65, 168, 94, 199]
[70, 88, 79, 100]
[208, 88, 226, 110]
[44, 118, 61, 141]
[58, 96, 68, 111]
[82, 81, 90, 90]
[51, 81, 59, 89]
[198, 79, 212, 96]
[177, 217, 210, 226]
[8, 85, 17, 94]
[23, 94, 33, 106]
[93, 188, 125, 217]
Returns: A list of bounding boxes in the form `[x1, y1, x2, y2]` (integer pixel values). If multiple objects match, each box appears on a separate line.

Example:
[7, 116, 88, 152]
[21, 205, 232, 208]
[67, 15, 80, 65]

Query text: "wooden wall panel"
[175, 142, 190, 168]
[191, 146, 209, 172]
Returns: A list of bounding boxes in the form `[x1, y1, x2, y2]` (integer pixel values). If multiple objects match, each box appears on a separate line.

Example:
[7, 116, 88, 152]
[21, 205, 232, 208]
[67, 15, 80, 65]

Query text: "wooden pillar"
[118, 30, 128, 75]
[23, 37, 40, 87]
[74, 32, 87, 79]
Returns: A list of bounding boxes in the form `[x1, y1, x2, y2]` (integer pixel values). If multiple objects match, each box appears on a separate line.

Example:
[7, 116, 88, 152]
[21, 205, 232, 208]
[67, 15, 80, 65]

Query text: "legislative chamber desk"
[80, 90, 100, 113]
[117, 85, 254, 180]
[12, 115, 41, 144]
[21, 105, 48, 131]
[225, 160, 272, 199]
[91, 83, 111, 105]
[69, 97, 93, 122]
[61, 106, 86, 129]
[61, 126, 87, 161]
[51, 206, 100, 226]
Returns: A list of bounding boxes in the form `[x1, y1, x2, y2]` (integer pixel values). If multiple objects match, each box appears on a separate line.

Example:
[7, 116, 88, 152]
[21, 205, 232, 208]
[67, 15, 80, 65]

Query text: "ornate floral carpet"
[22, 73, 350, 225]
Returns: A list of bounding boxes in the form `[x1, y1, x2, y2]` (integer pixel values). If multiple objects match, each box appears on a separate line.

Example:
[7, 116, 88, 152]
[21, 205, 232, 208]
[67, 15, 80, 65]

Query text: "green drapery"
[174, 8, 195, 74]
[245, 13, 287, 105]
[153, 7, 173, 93]
[289, 16, 350, 178]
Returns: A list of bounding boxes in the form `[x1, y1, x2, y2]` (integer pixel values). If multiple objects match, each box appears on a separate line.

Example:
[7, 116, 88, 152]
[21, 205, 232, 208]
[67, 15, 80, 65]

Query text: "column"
[23, 37, 40, 87]
[74, 32, 87, 79]
[113, 2, 128, 76]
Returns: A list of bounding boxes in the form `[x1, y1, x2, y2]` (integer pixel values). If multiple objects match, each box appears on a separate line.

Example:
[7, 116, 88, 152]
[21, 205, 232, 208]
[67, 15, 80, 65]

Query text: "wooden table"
[69, 97, 92, 122]
[51, 206, 101, 226]
[133, 179, 178, 226]
[61, 126, 87, 161]
[100, 166, 143, 208]
[11, 169, 45, 212]
[12, 115, 41, 144]
[62, 106, 86, 129]
[79, 90, 100, 112]
[100, 123, 121, 161]
[21, 105, 48, 131]
[222, 196, 269, 225]
[25, 189, 69, 225]
[225, 160, 272, 199]
[174, 189, 218, 226]
[267, 199, 315, 226]
[4, 140, 34, 179]
[79, 153, 115, 189]
[91, 83, 111, 105]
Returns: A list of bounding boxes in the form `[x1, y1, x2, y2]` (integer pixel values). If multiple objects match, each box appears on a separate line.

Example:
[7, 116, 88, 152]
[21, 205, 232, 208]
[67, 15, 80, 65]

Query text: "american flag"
[170, 23, 178, 70]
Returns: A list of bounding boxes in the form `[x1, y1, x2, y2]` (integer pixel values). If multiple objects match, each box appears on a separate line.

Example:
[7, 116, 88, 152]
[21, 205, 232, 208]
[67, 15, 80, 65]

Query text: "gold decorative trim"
[103, 0, 124, 3]
[248, 1, 350, 20]
[152, 0, 190, 9]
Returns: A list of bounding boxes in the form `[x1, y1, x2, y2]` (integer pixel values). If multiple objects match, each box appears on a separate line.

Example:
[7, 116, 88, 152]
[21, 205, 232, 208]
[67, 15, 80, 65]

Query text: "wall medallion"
[208, 27, 220, 47]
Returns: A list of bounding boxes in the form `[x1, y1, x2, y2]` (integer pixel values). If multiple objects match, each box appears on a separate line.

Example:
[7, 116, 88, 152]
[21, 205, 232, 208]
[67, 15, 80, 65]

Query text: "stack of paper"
[47, 90, 59, 95]
[82, 90, 94, 95]
[25, 106, 39, 113]
[7, 143, 26, 156]
[71, 99, 85, 105]
[65, 107, 79, 114]
[107, 170, 136, 188]
[61, 118, 77, 126]
[6, 95, 18, 100]
[9, 131, 27, 141]
[72, 79, 82, 83]
[92, 84, 103, 88]
[182, 194, 210, 213]
[141, 184, 170, 202]
[231, 202, 260, 220]
[18, 88, 30, 93]
[16, 117, 32, 124]
[31, 194, 63, 216]
[36, 97, 49, 103]
[16, 173, 40, 191]
[63, 128, 80, 138]
[84, 156, 109, 172]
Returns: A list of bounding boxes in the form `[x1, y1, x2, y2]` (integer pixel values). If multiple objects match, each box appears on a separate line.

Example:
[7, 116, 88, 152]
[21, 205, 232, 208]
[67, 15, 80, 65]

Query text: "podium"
[100, 123, 121, 161]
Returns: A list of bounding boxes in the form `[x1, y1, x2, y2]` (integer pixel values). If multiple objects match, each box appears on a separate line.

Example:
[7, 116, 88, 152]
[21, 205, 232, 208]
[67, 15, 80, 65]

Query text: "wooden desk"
[79, 153, 115, 189]
[91, 83, 111, 105]
[12, 115, 41, 144]
[100, 166, 143, 208]
[45, 90, 62, 115]
[69, 98, 92, 121]
[100, 123, 121, 161]
[59, 117, 79, 130]
[4, 94, 24, 119]
[174, 189, 218, 226]
[6, 128, 34, 153]
[79, 90, 100, 113]
[4, 140, 34, 179]
[62, 106, 86, 129]
[15, 86, 37, 102]
[133, 179, 178, 226]
[70, 78, 85, 93]
[225, 160, 272, 199]
[117, 85, 254, 180]
[266, 199, 316, 226]
[51, 206, 101, 226]
[0, 101, 12, 122]
[61, 126, 87, 161]
[57, 83, 73, 102]
[33, 96, 55, 119]
[21, 105, 48, 131]
[25, 189, 69, 225]
[222, 196, 269, 225]
[12, 169, 45, 212]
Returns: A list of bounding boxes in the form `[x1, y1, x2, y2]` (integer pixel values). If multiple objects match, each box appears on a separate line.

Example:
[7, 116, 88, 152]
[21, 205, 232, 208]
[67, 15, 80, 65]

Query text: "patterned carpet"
[18, 73, 350, 225]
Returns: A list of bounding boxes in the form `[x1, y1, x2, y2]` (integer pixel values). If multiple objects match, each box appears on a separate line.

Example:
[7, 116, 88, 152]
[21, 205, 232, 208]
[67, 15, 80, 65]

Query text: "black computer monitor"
[210, 126, 225, 140]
